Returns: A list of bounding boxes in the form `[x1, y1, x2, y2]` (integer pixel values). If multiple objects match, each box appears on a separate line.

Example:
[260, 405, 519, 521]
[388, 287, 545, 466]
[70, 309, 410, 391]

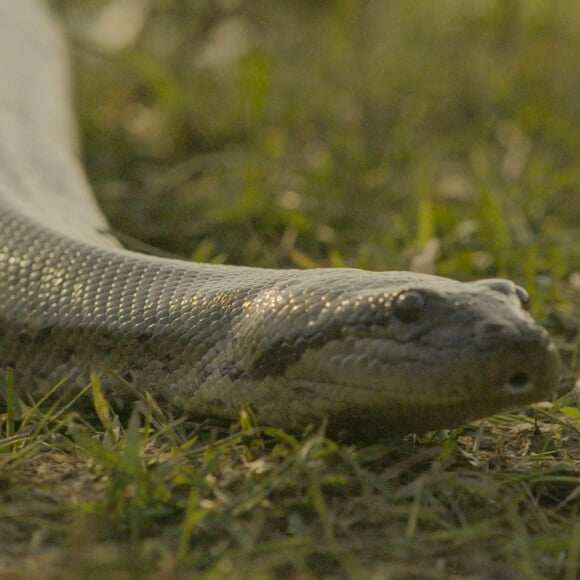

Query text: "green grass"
[1, 0, 579, 577]
[1, 385, 579, 578]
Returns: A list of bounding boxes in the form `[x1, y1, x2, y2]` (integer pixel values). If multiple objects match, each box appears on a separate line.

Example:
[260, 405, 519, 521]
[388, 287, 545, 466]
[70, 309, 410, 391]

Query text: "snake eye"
[393, 290, 425, 323]
[515, 286, 530, 310]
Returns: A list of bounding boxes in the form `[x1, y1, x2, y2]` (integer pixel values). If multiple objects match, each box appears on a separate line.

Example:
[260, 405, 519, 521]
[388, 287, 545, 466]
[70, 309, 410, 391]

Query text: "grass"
[1, 0, 579, 577]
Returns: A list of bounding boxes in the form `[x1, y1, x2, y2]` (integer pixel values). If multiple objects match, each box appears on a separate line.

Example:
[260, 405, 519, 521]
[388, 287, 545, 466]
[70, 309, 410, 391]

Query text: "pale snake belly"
[0, 1, 561, 435]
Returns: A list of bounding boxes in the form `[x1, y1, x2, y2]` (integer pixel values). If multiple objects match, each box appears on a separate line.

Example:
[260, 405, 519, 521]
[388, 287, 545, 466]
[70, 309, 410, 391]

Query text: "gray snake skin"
[0, 1, 561, 435]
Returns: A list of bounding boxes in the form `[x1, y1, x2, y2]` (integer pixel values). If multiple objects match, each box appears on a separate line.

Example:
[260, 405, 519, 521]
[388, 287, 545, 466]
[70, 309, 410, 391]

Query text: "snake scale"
[0, 1, 561, 435]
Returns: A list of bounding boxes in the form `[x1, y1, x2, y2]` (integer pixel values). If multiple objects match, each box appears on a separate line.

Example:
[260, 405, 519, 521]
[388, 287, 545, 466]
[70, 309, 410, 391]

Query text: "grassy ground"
[1, 0, 579, 577]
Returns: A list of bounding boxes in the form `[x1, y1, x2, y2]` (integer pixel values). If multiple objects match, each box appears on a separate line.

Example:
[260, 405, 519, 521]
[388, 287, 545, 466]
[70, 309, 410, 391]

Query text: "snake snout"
[499, 338, 561, 400]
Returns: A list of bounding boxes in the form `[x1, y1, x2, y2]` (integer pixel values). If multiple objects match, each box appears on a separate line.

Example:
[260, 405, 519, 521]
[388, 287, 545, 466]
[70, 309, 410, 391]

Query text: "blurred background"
[55, 0, 578, 358]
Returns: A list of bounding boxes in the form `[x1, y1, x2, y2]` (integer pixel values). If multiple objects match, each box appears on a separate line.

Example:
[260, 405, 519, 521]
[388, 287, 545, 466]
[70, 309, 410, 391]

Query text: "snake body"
[0, 1, 561, 435]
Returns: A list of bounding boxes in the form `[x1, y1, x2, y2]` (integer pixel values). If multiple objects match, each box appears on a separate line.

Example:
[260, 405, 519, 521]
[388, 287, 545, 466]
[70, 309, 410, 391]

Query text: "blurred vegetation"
[71, 0, 579, 276]
[0, 0, 578, 578]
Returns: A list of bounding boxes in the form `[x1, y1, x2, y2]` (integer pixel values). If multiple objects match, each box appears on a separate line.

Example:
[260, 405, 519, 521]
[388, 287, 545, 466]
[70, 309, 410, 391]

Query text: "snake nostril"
[508, 372, 531, 390]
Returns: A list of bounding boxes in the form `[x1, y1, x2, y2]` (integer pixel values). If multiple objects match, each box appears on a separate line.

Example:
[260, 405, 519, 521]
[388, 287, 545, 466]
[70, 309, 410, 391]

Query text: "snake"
[0, 0, 562, 436]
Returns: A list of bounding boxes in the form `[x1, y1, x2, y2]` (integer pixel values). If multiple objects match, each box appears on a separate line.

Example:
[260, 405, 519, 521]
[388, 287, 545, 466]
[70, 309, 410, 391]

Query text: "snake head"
[198, 270, 561, 435]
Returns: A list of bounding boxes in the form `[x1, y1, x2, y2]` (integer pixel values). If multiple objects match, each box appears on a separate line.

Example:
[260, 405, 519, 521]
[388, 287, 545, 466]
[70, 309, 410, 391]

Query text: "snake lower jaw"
[267, 334, 561, 435]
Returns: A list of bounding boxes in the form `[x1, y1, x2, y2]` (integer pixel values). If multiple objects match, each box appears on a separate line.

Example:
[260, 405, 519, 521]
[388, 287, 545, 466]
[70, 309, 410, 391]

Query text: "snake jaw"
[277, 337, 560, 435]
